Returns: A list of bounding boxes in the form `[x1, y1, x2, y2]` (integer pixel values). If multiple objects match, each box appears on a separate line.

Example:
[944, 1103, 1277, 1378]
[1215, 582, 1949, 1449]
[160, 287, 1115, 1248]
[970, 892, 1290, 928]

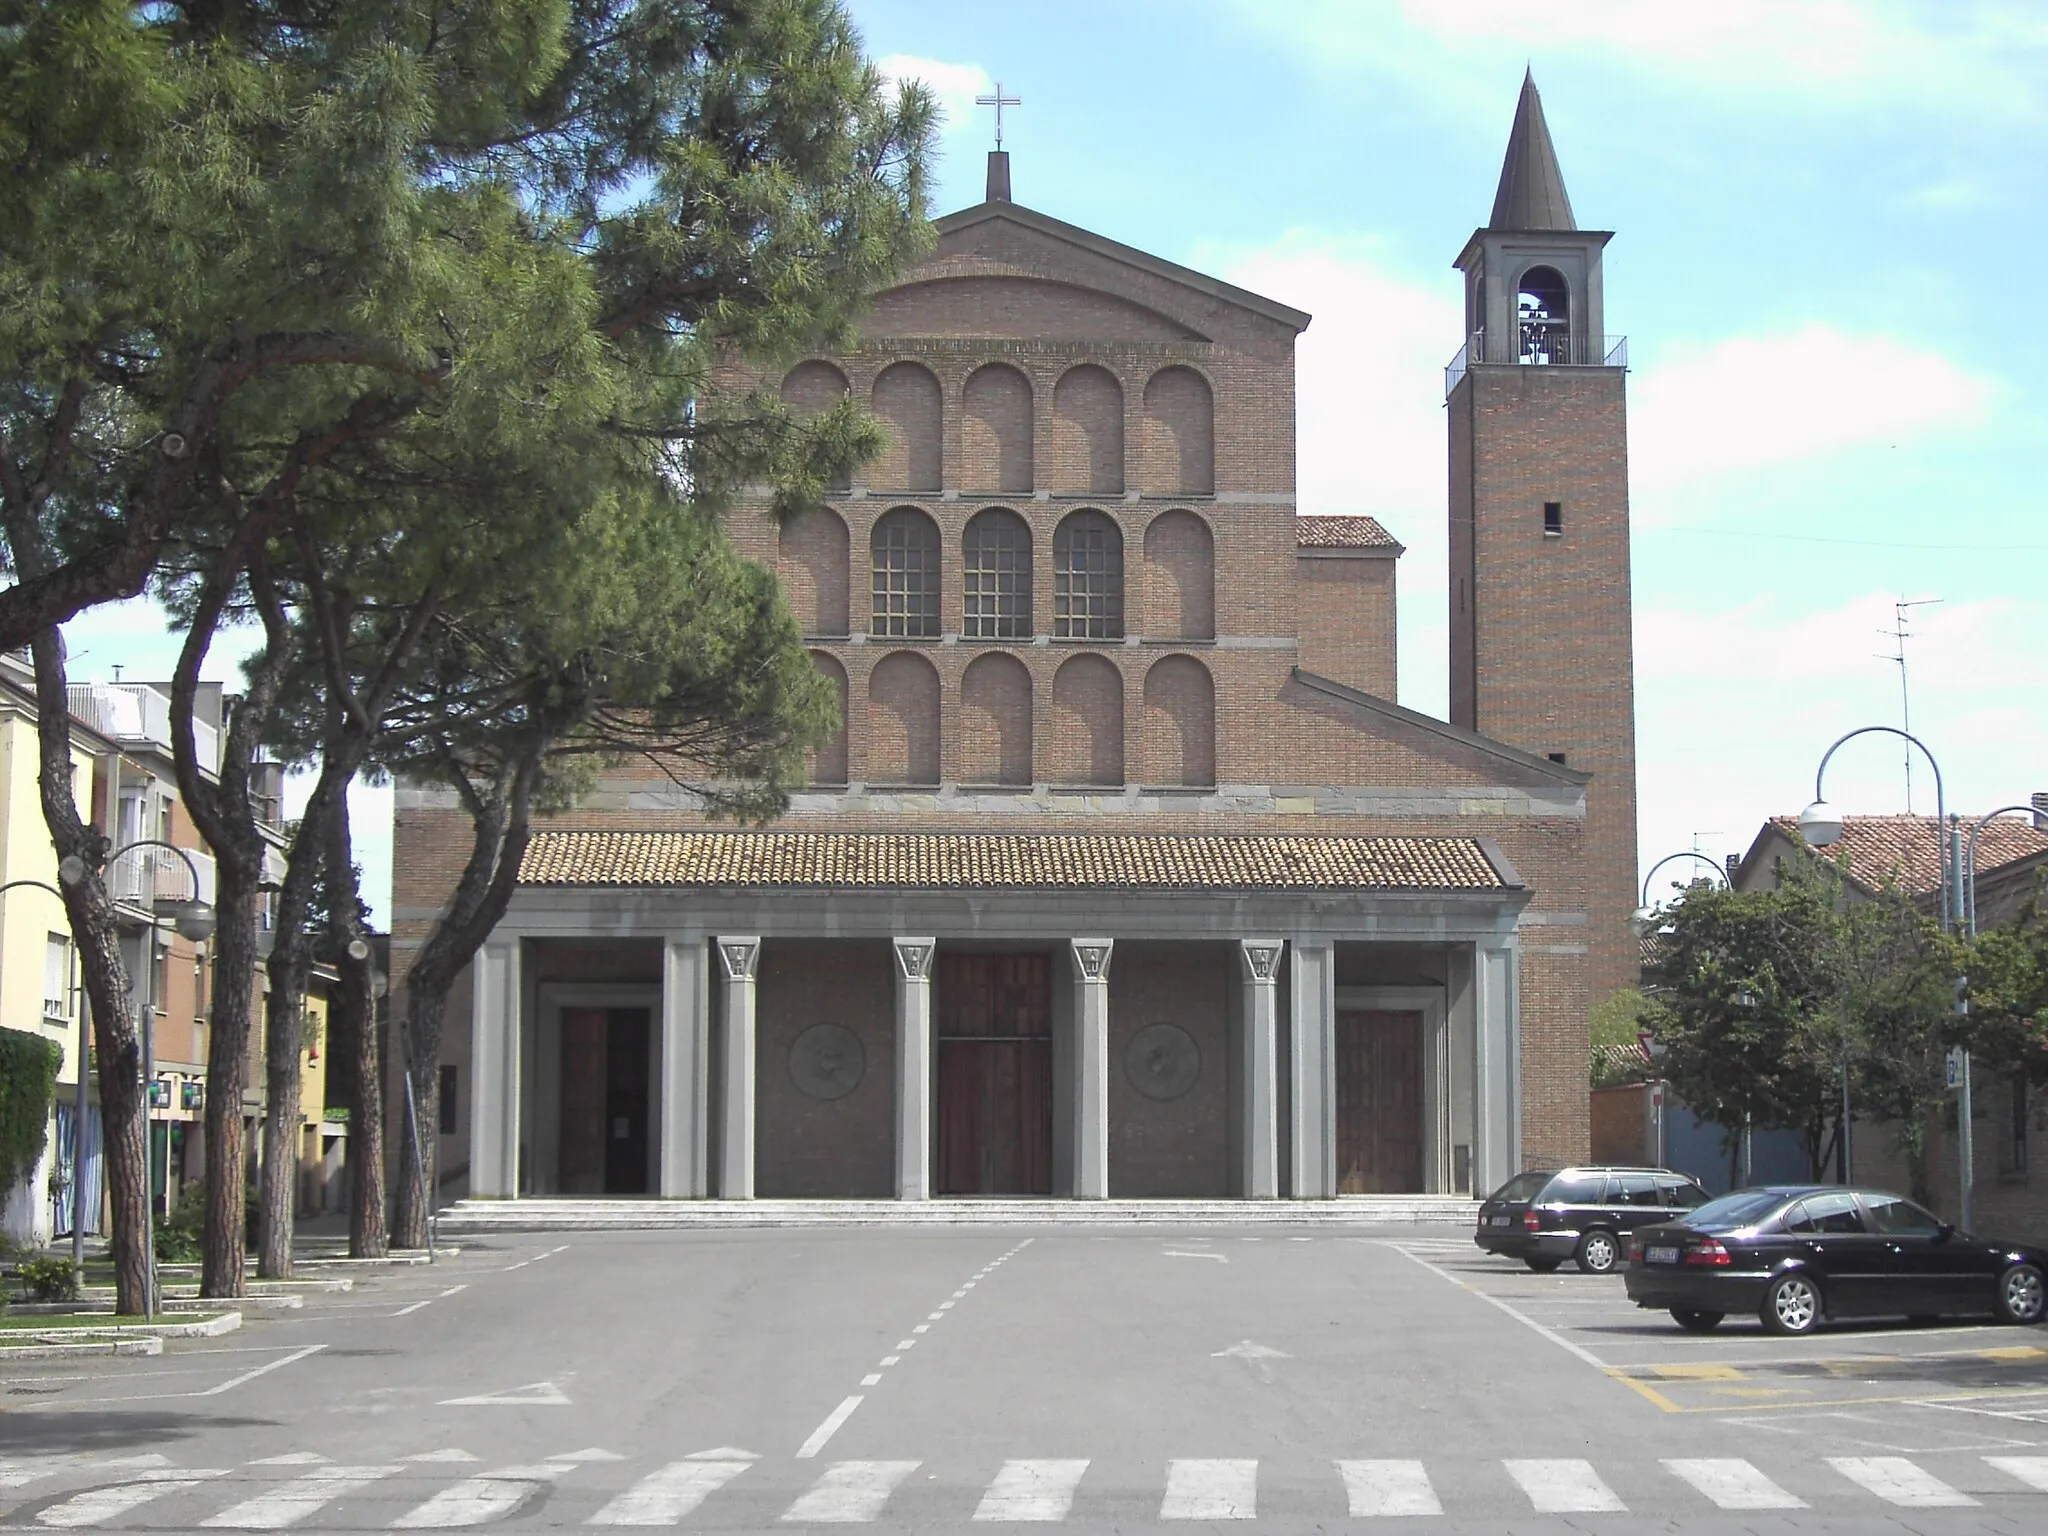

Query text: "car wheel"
[1574, 1230, 1620, 1274]
[1761, 1272, 1822, 1336]
[1523, 1256, 1562, 1273]
[1671, 1308, 1724, 1333]
[1995, 1263, 2047, 1325]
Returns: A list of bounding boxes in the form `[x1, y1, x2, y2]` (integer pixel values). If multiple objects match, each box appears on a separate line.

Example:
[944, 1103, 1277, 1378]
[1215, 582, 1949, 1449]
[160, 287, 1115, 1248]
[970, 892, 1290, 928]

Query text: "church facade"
[394, 76, 1639, 1205]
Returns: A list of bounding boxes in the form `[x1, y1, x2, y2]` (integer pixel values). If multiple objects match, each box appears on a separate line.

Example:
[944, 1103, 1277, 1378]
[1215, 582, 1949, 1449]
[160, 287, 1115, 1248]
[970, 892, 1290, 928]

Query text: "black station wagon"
[1474, 1166, 1710, 1274]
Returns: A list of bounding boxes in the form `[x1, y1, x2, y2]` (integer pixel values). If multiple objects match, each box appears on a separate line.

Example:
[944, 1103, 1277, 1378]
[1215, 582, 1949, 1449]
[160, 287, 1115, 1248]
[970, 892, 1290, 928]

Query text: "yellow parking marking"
[1978, 1346, 2048, 1363]
[1605, 1370, 1682, 1413]
[1649, 1363, 1743, 1381]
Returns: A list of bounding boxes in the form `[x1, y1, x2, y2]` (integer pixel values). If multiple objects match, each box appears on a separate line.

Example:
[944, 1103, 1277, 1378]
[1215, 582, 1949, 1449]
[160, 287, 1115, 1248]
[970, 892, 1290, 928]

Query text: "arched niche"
[808, 651, 849, 785]
[1053, 509, 1124, 640]
[871, 361, 942, 491]
[959, 652, 1033, 786]
[1516, 265, 1571, 364]
[1051, 365, 1124, 495]
[1140, 367, 1214, 496]
[1141, 510, 1214, 641]
[962, 363, 1033, 493]
[1141, 655, 1215, 788]
[870, 506, 940, 639]
[867, 651, 940, 786]
[781, 360, 853, 491]
[779, 507, 850, 638]
[1047, 653, 1124, 786]
[962, 507, 1032, 640]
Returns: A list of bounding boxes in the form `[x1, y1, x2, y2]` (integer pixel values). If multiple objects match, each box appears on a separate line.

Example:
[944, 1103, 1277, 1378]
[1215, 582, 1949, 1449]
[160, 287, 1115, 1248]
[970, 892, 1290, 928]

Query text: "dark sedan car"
[1474, 1166, 1710, 1274]
[1624, 1184, 2048, 1334]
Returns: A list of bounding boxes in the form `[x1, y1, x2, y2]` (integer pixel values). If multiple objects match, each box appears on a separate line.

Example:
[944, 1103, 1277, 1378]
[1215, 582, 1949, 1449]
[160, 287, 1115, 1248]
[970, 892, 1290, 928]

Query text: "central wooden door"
[935, 954, 1053, 1195]
[1335, 1010, 1424, 1194]
[560, 1007, 651, 1195]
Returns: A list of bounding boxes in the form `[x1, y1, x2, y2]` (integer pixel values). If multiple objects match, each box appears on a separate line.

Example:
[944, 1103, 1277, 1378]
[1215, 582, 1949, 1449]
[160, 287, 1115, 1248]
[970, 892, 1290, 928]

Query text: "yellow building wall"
[0, 713, 95, 1087]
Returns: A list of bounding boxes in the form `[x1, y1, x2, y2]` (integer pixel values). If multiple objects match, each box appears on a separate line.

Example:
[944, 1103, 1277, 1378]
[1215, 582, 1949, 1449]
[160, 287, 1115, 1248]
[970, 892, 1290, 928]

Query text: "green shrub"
[0, 1028, 62, 1202]
[156, 1182, 205, 1263]
[18, 1255, 78, 1302]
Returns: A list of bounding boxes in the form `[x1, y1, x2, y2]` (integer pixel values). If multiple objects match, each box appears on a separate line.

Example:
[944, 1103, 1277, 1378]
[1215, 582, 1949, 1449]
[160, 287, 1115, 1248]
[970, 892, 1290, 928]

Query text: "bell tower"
[1448, 71, 1638, 1006]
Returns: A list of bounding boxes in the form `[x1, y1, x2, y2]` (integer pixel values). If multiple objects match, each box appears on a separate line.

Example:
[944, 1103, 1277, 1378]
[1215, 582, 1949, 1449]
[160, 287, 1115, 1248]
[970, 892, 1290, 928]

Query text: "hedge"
[0, 1027, 62, 1200]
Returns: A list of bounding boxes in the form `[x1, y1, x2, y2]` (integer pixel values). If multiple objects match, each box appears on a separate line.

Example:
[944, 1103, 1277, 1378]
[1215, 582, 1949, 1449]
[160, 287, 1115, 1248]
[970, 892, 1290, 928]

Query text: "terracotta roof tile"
[1768, 813, 2048, 895]
[1296, 514, 1399, 550]
[519, 831, 1508, 891]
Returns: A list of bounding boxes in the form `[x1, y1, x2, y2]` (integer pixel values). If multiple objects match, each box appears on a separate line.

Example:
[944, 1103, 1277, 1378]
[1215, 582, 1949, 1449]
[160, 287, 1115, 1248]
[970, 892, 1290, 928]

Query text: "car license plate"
[1645, 1245, 1679, 1264]
[1490, 1215, 1512, 1227]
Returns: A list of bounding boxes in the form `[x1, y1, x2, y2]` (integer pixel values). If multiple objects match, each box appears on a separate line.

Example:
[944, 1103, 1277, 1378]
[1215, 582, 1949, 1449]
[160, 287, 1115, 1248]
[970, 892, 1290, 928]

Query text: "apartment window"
[1543, 501, 1564, 537]
[963, 509, 1032, 639]
[870, 508, 941, 638]
[1053, 510, 1124, 640]
[438, 1064, 460, 1136]
[43, 933, 71, 1019]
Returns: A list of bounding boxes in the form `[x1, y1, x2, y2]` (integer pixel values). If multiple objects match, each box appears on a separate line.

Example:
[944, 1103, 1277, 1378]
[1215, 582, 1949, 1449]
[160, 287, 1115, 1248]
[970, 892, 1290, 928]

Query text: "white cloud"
[876, 54, 996, 142]
[1629, 325, 1994, 512]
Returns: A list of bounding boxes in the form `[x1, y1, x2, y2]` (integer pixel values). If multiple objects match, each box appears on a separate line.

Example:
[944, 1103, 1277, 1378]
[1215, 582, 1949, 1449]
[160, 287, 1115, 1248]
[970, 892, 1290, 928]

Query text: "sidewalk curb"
[298, 1250, 450, 1267]
[0, 1335, 164, 1361]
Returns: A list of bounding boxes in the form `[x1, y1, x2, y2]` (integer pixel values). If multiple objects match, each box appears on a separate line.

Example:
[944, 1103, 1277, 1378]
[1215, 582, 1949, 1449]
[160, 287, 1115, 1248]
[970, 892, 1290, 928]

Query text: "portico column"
[659, 936, 710, 1197]
[893, 938, 936, 1200]
[1474, 942, 1520, 1194]
[716, 937, 760, 1199]
[468, 938, 522, 1198]
[1239, 940, 1284, 1198]
[1070, 939, 1114, 1199]
[1289, 938, 1336, 1198]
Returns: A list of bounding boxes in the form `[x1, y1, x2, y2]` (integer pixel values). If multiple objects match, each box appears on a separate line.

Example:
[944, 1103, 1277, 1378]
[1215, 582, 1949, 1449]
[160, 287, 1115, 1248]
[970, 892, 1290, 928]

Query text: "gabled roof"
[1488, 70, 1577, 232]
[1289, 668, 1591, 787]
[1738, 813, 2048, 897]
[1296, 514, 1402, 552]
[929, 199, 1312, 333]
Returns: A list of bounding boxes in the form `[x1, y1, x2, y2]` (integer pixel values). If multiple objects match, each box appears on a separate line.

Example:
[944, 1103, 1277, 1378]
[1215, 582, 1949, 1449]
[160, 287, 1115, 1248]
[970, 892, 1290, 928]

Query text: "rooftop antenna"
[1877, 596, 1941, 813]
[974, 81, 1021, 150]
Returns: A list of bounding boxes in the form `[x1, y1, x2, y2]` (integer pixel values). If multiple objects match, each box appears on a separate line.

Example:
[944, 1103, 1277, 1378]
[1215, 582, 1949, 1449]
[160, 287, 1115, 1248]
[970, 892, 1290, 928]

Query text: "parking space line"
[1382, 1243, 1608, 1369]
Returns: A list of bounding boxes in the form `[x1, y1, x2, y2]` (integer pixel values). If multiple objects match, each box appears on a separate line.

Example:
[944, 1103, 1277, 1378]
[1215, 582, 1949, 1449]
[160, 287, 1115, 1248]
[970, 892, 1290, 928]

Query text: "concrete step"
[436, 1197, 1481, 1233]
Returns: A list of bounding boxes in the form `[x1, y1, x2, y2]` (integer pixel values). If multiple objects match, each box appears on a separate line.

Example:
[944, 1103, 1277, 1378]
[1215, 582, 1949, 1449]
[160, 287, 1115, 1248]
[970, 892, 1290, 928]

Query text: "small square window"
[1542, 501, 1563, 536]
[1547, 751, 1568, 765]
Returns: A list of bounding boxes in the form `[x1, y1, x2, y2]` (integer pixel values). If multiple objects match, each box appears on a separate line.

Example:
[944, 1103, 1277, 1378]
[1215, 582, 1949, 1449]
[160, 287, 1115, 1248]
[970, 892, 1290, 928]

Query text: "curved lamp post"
[1963, 805, 2047, 940]
[59, 840, 216, 1318]
[1801, 726, 1971, 1223]
[1633, 851, 1730, 931]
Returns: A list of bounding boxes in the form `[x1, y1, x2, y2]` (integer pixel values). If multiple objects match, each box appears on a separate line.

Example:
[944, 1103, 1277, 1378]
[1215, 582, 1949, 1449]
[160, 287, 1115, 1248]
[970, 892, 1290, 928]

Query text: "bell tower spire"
[1489, 69, 1577, 232]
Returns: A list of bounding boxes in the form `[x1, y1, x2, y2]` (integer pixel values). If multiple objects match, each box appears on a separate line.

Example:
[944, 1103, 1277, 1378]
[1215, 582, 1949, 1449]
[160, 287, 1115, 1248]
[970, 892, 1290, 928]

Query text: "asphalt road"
[7, 1225, 2048, 1533]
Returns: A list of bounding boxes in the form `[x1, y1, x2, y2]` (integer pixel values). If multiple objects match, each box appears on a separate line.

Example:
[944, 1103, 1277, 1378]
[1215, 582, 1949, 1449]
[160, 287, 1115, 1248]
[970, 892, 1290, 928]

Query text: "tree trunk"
[199, 851, 264, 1298]
[326, 791, 388, 1259]
[392, 991, 444, 1251]
[27, 631, 151, 1315]
[256, 991, 301, 1278]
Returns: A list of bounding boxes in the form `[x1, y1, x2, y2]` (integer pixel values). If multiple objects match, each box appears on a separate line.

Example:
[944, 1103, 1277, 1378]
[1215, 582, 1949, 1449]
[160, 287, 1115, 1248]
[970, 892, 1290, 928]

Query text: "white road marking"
[588, 1459, 751, 1525]
[1163, 1251, 1228, 1263]
[38, 1470, 228, 1527]
[202, 1464, 396, 1528]
[0, 1455, 166, 1491]
[880, 1356, 900, 1366]
[1829, 1457, 1978, 1507]
[1336, 1460, 1440, 1516]
[390, 1301, 433, 1317]
[973, 1459, 1089, 1521]
[894, 1340, 916, 1350]
[439, 1380, 570, 1406]
[795, 1395, 866, 1460]
[860, 1374, 882, 1386]
[912, 1324, 930, 1334]
[1385, 1245, 1607, 1368]
[252, 1455, 328, 1467]
[1502, 1459, 1626, 1513]
[938, 1302, 955, 1310]
[402, 1451, 477, 1464]
[1160, 1459, 1256, 1519]
[198, 1345, 329, 1398]
[780, 1461, 920, 1523]
[391, 1463, 574, 1528]
[1663, 1459, 1805, 1510]
[1987, 1455, 2048, 1491]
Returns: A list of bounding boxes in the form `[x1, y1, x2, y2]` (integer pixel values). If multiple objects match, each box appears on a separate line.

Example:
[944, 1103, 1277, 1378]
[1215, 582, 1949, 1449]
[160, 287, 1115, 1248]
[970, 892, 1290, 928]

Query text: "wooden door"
[1335, 1010, 1424, 1194]
[603, 1008, 650, 1195]
[935, 954, 1052, 1194]
[560, 1007, 608, 1194]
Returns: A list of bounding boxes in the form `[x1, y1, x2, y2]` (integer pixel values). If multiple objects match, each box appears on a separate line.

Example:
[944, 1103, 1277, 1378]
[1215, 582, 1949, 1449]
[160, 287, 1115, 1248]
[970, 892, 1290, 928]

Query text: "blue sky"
[66, 0, 2048, 920]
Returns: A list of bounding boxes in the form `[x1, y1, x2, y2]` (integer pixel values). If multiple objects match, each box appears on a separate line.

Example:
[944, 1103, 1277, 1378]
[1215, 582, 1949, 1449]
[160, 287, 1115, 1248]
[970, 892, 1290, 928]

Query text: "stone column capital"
[716, 936, 760, 982]
[893, 937, 936, 982]
[1070, 937, 1115, 982]
[1239, 939, 1285, 984]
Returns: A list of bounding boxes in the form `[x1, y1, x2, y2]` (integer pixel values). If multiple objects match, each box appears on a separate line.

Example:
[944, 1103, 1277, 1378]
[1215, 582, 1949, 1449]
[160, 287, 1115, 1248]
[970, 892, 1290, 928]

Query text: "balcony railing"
[66, 682, 220, 774]
[107, 843, 217, 914]
[1444, 330, 1628, 397]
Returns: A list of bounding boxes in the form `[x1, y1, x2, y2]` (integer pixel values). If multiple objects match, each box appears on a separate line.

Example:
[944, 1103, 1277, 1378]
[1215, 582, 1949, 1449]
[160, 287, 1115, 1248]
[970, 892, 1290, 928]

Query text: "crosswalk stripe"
[1502, 1459, 1626, 1514]
[973, 1460, 1090, 1521]
[779, 1461, 921, 1524]
[1335, 1461, 1439, 1517]
[391, 1464, 575, 1529]
[1987, 1457, 2048, 1493]
[0, 1456, 168, 1492]
[203, 1466, 396, 1529]
[1663, 1459, 1805, 1511]
[1160, 1460, 1256, 1520]
[38, 1470, 229, 1528]
[1829, 1457, 1978, 1508]
[588, 1460, 752, 1525]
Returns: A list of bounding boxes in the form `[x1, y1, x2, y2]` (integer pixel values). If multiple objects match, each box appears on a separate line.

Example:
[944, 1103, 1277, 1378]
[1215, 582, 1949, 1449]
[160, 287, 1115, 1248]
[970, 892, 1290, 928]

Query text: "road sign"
[1638, 1031, 1666, 1061]
[1946, 1046, 1966, 1090]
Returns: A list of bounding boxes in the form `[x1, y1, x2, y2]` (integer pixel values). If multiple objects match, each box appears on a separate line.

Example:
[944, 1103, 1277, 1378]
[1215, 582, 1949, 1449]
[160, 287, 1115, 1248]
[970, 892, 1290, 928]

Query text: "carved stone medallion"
[1125, 1022, 1201, 1102]
[789, 1023, 865, 1101]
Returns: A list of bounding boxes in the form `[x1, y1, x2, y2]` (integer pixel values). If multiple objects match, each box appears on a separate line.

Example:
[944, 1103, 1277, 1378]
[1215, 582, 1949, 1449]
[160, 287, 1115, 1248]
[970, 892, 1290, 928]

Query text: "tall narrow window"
[1054, 510, 1124, 640]
[963, 509, 1032, 639]
[1543, 501, 1563, 536]
[44, 933, 70, 1019]
[871, 508, 941, 638]
[438, 1065, 460, 1136]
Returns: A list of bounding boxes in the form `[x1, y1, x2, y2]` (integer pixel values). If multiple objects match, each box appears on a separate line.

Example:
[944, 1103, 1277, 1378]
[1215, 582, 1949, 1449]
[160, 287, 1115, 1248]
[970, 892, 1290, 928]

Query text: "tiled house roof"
[1766, 814, 2048, 895]
[1295, 514, 1400, 550]
[519, 831, 1511, 891]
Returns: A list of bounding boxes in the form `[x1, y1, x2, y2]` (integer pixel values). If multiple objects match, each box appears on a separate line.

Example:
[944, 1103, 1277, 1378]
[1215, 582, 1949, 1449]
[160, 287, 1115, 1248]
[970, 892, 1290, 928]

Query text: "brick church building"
[396, 75, 1638, 1207]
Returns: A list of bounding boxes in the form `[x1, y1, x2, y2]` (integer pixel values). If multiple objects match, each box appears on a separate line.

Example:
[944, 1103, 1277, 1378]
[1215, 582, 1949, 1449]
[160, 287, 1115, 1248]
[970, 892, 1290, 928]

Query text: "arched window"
[1053, 510, 1123, 640]
[1048, 654, 1124, 785]
[1516, 266, 1570, 365]
[1141, 510, 1214, 641]
[871, 508, 940, 639]
[781, 361, 853, 491]
[808, 651, 849, 785]
[871, 361, 943, 490]
[1141, 655, 1215, 788]
[962, 364, 1033, 493]
[1051, 365, 1124, 494]
[962, 509, 1032, 640]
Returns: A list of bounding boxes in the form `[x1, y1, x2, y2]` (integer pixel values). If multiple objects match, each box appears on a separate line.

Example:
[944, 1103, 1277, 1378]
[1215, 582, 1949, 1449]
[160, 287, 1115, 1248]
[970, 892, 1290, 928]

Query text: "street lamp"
[1633, 851, 1730, 931]
[1803, 726, 1971, 1223]
[60, 840, 216, 1319]
[1963, 805, 2047, 939]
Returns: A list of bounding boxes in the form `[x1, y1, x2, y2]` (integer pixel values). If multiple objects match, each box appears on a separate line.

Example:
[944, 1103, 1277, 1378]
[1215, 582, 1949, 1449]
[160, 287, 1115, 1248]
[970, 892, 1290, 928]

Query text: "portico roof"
[518, 831, 1514, 892]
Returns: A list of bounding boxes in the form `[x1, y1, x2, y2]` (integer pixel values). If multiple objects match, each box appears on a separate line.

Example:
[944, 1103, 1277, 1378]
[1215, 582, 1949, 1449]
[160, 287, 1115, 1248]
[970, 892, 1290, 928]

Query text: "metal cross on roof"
[974, 81, 1021, 150]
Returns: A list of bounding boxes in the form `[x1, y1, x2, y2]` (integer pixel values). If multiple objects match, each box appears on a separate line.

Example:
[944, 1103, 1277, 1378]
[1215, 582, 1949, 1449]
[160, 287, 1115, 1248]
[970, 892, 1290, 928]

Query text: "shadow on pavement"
[0, 1410, 270, 1454]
